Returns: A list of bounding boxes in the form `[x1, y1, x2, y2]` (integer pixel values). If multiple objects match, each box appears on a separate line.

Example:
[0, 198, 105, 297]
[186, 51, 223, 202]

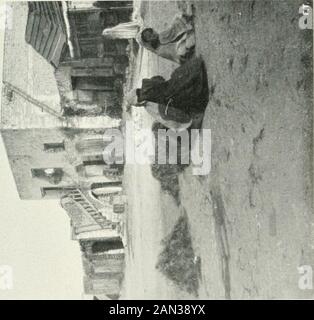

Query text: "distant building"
[0, 1, 128, 299]
[80, 238, 125, 298]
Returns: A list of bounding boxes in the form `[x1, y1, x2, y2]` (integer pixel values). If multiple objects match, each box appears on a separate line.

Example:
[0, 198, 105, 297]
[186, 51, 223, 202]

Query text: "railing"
[3, 81, 64, 121]
[67, 189, 112, 228]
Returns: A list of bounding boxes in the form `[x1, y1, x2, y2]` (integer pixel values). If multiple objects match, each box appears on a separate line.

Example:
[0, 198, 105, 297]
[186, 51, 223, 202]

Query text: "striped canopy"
[25, 1, 67, 68]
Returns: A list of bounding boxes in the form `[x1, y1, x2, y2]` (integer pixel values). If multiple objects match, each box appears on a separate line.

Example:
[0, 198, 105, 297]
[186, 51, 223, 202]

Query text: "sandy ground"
[122, 0, 313, 299]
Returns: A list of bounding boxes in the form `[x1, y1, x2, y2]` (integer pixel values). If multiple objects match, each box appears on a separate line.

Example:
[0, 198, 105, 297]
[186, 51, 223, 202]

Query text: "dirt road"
[123, 0, 313, 299]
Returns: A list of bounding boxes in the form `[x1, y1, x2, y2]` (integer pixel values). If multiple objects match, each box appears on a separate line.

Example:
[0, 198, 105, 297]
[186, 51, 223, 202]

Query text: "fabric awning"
[25, 1, 67, 68]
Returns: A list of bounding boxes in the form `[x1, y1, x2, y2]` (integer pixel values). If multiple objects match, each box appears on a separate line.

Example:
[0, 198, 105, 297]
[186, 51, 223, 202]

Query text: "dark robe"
[136, 57, 209, 122]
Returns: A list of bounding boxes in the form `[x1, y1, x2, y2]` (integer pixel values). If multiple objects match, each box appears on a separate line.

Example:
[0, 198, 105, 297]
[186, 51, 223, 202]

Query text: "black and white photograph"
[0, 0, 313, 302]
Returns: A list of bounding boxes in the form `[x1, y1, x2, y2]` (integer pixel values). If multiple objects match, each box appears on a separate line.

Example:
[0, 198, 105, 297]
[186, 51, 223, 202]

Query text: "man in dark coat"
[126, 57, 209, 126]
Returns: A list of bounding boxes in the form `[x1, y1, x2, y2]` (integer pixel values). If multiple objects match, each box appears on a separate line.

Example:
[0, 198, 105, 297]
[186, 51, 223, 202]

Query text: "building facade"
[25, 1, 132, 119]
[1, 1, 126, 200]
[80, 238, 125, 298]
[1, 1, 129, 299]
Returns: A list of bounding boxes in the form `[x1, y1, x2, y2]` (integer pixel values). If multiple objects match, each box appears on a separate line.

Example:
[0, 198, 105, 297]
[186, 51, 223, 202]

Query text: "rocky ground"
[122, 0, 313, 299]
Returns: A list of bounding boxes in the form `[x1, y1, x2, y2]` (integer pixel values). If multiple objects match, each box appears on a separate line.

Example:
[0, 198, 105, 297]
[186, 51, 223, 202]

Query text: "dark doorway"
[91, 238, 124, 253]
[71, 76, 114, 91]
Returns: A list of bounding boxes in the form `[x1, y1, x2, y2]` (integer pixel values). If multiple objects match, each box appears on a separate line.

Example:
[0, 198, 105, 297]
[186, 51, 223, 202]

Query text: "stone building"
[1, 1, 126, 236]
[80, 238, 125, 298]
[25, 1, 132, 119]
[1, 1, 128, 299]
[1, 1, 125, 199]
[1, 91, 122, 201]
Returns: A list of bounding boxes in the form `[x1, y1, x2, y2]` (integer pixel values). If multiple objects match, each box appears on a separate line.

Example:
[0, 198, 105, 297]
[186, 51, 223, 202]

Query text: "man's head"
[141, 28, 159, 44]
